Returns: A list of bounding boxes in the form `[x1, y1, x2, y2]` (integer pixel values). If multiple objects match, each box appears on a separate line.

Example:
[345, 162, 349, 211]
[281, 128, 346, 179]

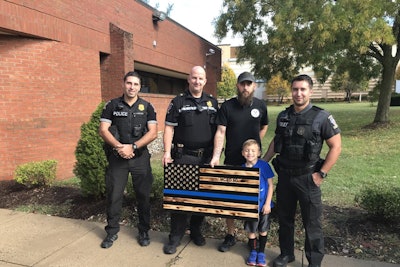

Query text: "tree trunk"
[374, 58, 396, 123]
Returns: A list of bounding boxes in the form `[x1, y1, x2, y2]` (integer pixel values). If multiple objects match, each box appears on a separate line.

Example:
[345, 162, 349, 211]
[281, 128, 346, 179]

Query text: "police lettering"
[113, 111, 128, 116]
[279, 122, 289, 127]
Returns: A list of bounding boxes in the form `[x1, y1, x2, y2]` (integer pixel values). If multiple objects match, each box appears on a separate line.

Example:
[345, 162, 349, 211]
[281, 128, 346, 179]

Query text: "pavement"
[0, 208, 398, 267]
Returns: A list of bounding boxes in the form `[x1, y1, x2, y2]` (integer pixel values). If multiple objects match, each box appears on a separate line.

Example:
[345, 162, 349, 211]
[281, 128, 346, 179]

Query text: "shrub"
[74, 102, 165, 200]
[150, 164, 164, 200]
[14, 160, 57, 187]
[73, 102, 108, 198]
[126, 157, 164, 201]
[355, 184, 400, 222]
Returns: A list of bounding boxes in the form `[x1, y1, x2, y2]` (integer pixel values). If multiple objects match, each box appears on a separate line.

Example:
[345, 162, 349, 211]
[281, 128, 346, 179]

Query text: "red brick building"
[0, 0, 221, 181]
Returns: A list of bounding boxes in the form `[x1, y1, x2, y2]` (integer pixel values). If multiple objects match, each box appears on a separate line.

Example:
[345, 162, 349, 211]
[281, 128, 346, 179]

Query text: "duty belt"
[183, 147, 207, 157]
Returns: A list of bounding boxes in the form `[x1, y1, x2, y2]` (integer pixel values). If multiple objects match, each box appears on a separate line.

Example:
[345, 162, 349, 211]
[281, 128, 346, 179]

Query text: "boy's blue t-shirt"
[242, 159, 274, 212]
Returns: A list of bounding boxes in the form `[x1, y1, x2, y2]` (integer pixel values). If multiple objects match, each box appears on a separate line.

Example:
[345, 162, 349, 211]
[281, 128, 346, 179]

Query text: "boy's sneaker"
[256, 252, 266, 267]
[246, 250, 257, 266]
[218, 234, 236, 252]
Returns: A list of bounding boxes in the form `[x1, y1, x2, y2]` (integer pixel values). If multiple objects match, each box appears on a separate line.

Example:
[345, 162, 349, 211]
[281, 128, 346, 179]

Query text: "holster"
[271, 157, 280, 173]
[172, 144, 183, 159]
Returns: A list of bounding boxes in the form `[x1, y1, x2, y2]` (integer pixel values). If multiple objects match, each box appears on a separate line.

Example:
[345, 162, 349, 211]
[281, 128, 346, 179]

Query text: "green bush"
[74, 102, 164, 200]
[14, 160, 57, 187]
[73, 102, 107, 198]
[150, 165, 164, 200]
[355, 184, 400, 222]
[126, 158, 164, 201]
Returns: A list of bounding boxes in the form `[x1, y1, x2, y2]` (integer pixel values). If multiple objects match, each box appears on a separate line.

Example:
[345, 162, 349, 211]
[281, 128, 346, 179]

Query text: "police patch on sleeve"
[251, 108, 260, 118]
[328, 115, 338, 129]
[167, 102, 173, 114]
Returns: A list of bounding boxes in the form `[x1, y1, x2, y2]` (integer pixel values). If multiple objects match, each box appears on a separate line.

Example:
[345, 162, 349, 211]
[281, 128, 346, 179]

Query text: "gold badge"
[207, 101, 212, 107]
[138, 104, 145, 111]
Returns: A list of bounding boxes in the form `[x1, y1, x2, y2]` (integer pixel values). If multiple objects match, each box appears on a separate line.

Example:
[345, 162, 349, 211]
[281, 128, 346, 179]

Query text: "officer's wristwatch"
[132, 143, 138, 151]
[319, 171, 327, 179]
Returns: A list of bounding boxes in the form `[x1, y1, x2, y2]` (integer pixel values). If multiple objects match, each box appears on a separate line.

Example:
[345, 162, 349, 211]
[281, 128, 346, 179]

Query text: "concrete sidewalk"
[0, 208, 397, 267]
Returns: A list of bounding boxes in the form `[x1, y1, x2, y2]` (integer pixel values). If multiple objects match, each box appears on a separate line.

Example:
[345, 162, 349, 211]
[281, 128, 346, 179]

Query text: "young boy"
[242, 139, 274, 267]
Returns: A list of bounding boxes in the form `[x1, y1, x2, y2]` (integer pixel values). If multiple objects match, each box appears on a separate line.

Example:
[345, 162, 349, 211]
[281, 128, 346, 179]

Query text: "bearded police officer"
[263, 74, 341, 267]
[99, 71, 158, 249]
[162, 66, 218, 254]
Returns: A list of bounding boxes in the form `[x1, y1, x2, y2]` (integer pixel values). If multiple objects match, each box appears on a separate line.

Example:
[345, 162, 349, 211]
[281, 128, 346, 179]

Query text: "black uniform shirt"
[274, 103, 341, 168]
[165, 90, 218, 149]
[100, 96, 157, 144]
[275, 104, 340, 142]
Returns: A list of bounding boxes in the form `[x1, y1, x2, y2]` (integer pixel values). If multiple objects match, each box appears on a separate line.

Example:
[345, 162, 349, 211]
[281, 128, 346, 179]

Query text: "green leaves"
[73, 102, 107, 199]
[215, 0, 399, 123]
[217, 64, 237, 99]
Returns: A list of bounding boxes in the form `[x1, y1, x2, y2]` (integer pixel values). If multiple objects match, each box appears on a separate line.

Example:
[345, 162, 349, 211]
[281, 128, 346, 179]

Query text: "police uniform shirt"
[216, 97, 268, 165]
[100, 96, 157, 144]
[275, 104, 340, 142]
[165, 90, 218, 149]
[274, 103, 340, 167]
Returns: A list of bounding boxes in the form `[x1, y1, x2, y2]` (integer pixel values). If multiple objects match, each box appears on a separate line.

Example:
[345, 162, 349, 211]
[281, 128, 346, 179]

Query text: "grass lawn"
[261, 102, 400, 207]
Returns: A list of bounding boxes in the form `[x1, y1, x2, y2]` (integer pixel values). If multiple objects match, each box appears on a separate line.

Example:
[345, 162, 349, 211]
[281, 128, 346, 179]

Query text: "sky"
[149, 0, 242, 45]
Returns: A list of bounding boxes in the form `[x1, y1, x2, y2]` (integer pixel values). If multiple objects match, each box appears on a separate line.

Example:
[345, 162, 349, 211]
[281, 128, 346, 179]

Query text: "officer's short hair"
[124, 71, 141, 83]
[291, 74, 313, 88]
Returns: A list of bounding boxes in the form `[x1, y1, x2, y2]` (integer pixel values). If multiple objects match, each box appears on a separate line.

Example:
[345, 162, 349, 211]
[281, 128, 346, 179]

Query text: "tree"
[140, 1, 174, 16]
[217, 64, 237, 99]
[215, 0, 399, 124]
[266, 73, 290, 104]
[330, 71, 368, 103]
[396, 66, 400, 80]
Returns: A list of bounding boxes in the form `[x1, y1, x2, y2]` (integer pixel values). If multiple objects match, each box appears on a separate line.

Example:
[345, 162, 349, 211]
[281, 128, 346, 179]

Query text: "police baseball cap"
[237, 72, 256, 83]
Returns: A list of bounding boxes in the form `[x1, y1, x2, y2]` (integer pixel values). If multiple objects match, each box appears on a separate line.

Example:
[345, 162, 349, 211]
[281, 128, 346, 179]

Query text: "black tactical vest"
[110, 98, 148, 144]
[274, 106, 323, 168]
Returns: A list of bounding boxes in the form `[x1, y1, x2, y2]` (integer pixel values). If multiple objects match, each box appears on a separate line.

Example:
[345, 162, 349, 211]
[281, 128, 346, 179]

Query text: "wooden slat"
[199, 167, 259, 177]
[199, 184, 259, 193]
[163, 204, 259, 219]
[163, 196, 258, 210]
[199, 175, 259, 185]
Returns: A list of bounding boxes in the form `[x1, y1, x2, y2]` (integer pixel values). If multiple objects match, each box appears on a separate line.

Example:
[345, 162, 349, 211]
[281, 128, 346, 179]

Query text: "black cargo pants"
[105, 149, 153, 235]
[276, 170, 324, 265]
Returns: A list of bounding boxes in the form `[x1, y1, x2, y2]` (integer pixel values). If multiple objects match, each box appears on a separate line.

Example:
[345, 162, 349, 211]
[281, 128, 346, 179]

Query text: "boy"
[242, 139, 274, 266]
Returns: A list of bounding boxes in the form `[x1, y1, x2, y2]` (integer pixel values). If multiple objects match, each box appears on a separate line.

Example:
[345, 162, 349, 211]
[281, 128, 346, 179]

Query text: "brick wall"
[0, 36, 101, 180]
[0, 1, 221, 181]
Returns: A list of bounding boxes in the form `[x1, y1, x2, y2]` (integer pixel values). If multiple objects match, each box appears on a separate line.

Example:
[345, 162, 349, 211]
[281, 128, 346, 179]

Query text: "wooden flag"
[163, 164, 260, 220]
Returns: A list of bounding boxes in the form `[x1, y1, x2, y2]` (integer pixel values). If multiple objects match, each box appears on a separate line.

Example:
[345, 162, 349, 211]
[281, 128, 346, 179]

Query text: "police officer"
[263, 74, 342, 267]
[162, 66, 218, 254]
[99, 71, 158, 249]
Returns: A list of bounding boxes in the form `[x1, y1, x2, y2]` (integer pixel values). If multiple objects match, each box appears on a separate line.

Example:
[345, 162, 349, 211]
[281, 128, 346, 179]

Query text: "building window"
[137, 70, 186, 95]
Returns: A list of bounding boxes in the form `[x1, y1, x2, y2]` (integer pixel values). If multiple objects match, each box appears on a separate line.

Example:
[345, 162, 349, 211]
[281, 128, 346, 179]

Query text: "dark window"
[137, 70, 186, 95]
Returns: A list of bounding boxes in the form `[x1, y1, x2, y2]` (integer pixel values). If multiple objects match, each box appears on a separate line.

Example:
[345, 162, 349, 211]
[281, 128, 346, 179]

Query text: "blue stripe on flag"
[163, 189, 258, 202]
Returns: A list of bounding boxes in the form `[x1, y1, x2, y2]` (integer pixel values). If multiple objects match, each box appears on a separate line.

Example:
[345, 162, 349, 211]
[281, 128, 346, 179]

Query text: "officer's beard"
[237, 89, 254, 107]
